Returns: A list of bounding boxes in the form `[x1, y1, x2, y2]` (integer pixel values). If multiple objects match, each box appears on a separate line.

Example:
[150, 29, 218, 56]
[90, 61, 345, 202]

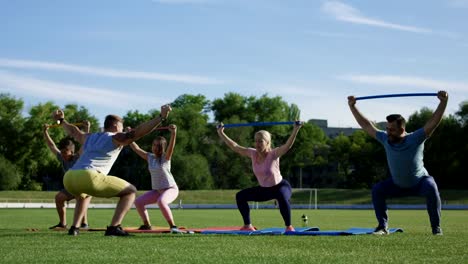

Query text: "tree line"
[0, 92, 467, 191]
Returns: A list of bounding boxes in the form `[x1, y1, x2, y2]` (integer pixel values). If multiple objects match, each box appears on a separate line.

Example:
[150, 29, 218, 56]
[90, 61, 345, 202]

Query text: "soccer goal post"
[292, 188, 318, 209]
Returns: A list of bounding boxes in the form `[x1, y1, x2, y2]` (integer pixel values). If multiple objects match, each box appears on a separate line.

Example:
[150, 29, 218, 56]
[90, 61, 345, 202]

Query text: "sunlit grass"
[0, 208, 466, 264]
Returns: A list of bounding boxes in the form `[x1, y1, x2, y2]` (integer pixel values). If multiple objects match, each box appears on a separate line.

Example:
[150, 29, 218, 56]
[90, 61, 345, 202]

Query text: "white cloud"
[321, 1, 432, 34]
[0, 58, 223, 85]
[339, 74, 468, 93]
[0, 71, 168, 109]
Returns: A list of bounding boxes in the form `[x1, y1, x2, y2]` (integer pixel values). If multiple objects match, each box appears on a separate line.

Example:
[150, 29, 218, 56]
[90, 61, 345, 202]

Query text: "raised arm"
[81, 120, 91, 133]
[217, 123, 250, 157]
[165, 124, 177, 160]
[124, 126, 149, 160]
[43, 124, 60, 155]
[112, 104, 172, 146]
[424, 91, 448, 137]
[275, 122, 303, 157]
[78, 120, 91, 155]
[51, 109, 87, 144]
[348, 96, 378, 139]
[128, 142, 149, 161]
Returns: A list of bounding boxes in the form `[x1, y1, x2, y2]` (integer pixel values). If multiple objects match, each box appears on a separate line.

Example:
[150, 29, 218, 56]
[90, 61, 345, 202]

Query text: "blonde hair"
[255, 130, 272, 149]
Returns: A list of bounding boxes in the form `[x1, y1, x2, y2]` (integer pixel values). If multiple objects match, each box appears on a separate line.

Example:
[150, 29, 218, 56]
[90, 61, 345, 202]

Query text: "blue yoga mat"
[252, 227, 320, 235]
[345, 227, 403, 234]
[200, 227, 403, 236]
[200, 230, 255, 235]
[200, 227, 320, 235]
[284, 227, 403, 236]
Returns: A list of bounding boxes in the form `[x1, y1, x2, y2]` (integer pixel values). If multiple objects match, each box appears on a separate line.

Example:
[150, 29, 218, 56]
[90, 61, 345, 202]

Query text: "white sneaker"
[171, 227, 183, 234]
[372, 226, 389, 235]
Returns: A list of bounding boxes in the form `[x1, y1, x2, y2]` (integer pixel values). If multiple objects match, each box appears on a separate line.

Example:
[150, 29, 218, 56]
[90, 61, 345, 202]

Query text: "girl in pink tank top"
[217, 122, 303, 232]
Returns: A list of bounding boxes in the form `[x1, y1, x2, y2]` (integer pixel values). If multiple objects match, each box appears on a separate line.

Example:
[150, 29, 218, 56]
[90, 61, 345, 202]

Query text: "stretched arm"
[78, 120, 91, 155]
[51, 109, 87, 144]
[128, 142, 149, 161]
[217, 123, 250, 157]
[81, 120, 91, 133]
[348, 96, 378, 139]
[124, 126, 148, 160]
[43, 124, 60, 155]
[424, 91, 448, 137]
[275, 122, 303, 157]
[165, 124, 177, 160]
[112, 104, 172, 146]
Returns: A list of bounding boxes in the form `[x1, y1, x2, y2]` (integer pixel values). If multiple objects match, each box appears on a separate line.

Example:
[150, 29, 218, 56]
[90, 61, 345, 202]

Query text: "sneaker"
[372, 226, 389, 235]
[80, 223, 89, 229]
[68, 226, 79, 236]
[49, 223, 67, 229]
[285, 226, 295, 232]
[138, 224, 152, 230]
[105, 225, 130, 236]
[432, 227, 443, 236]
[170, 227, 183, 234]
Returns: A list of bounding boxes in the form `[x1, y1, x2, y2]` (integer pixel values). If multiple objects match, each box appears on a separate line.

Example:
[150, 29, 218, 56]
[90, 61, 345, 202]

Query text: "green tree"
[169, 94, 211, 154]
[0, 94, 28, 189]
[0, 155, 22, 190]
[211, 92, 255, 122]
[455, 101, 468, 127]
[406, 107, 433, 132]
[454, 101, 468, 188]
[328, 134, 352, 187]
[0, 93, 25, 163]
[284, 122, 328, 188]
[172, 153, 214, 190]
[347, 130, 387, 188]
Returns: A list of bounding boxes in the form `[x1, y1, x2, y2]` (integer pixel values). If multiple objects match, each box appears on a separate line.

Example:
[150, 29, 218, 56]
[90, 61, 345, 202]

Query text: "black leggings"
[236, 179, 292, 226]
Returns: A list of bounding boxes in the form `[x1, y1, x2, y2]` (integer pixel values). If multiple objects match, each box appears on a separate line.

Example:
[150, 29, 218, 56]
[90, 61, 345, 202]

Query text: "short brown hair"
[58, 138, 75, 150]
[104, 115, 123, 129]
[386, 114, 406, 128]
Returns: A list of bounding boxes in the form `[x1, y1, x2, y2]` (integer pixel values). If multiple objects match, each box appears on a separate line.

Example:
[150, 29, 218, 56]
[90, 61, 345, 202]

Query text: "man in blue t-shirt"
[348, 91, 448, 235]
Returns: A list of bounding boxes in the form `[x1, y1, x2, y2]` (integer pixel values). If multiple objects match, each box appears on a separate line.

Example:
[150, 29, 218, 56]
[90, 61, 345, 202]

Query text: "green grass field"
[2, 189, 468, 204]
[0, 208, 467, 264]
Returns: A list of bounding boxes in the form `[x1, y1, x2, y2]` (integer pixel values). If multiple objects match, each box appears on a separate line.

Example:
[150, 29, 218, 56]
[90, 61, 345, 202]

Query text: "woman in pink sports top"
[217, 121, 302, 232]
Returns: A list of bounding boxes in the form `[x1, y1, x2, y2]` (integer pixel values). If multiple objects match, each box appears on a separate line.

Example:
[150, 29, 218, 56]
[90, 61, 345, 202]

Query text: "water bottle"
[301, 214, 308, 227]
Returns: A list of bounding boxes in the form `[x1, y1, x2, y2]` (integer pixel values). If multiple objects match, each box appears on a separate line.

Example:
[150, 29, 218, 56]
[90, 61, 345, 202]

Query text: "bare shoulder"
[112, 132, 130, 145]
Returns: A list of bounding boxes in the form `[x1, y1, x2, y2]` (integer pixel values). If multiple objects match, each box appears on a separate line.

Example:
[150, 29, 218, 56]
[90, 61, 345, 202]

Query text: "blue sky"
[1, 0, 467, 128]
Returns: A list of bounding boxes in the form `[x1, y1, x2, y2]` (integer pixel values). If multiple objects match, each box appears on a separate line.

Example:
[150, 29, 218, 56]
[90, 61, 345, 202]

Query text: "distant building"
[308, 119, 361, 138]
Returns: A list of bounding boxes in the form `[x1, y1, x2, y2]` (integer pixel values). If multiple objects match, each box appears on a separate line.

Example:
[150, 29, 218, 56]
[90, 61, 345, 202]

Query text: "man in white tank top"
[52, 104, 172, 236]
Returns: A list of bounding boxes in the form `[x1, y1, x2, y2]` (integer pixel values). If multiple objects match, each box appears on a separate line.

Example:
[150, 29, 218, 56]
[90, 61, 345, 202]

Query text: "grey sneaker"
[432, 227, 443, 236]
[372, 226, 389, 235]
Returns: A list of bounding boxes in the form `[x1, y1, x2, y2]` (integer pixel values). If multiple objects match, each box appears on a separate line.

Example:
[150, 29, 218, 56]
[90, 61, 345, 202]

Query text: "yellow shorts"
[64, 170, 130, 199]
